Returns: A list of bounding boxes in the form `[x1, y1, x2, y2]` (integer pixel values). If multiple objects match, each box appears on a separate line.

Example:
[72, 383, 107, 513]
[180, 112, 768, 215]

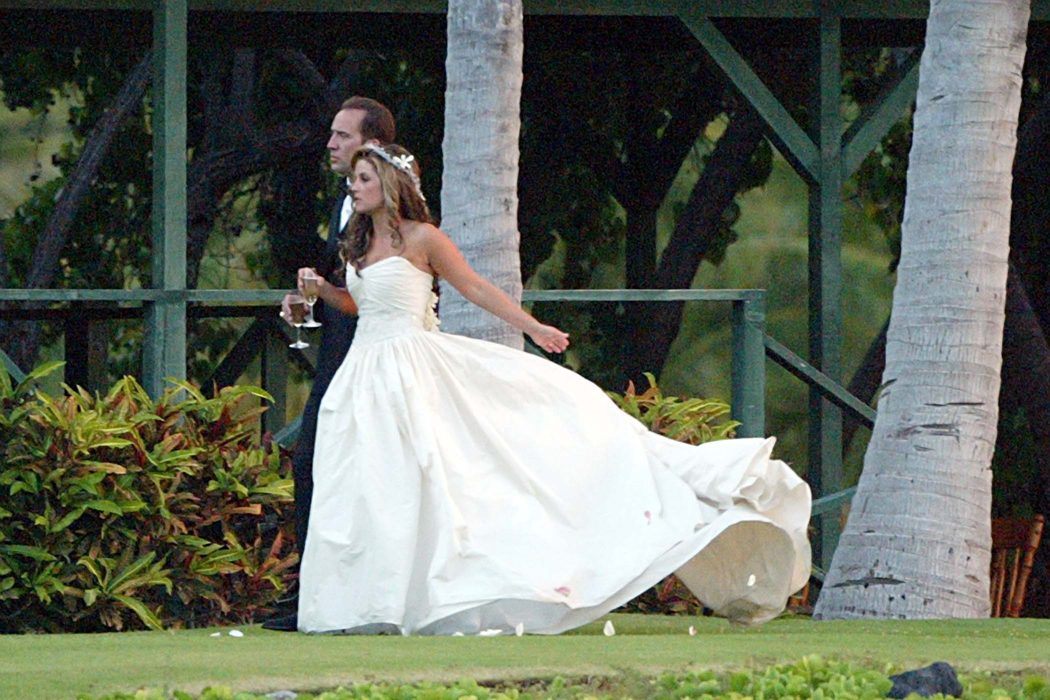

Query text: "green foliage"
[608, 373, 737, 615]
[0, 361, 295, 632]
[608, 372, 739, 446]
[78, 656, 1050, 700]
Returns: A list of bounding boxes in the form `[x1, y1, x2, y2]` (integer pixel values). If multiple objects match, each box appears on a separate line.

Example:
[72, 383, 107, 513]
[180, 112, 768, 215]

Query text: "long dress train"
[298, 255, 811, 635]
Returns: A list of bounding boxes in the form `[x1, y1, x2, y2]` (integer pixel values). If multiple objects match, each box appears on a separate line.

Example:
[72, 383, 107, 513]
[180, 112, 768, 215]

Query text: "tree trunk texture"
[815, 0, 1029, 619]
[438, 0, 525, 348]
[3, 48, 353, 371]
[262, 157, 328, 281]
[185, 49, 349, 288]
[0, 51, 152, 370]
[634, 107, 765, 377]
[616, 61, 715, 385]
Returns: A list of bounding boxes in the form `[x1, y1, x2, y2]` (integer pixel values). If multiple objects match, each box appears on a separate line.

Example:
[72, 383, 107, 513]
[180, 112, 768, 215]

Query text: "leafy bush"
[0, 362, 296, 632]
[79, 656, 1050, 700]
[608, 372, 739, 615]
[607, 372, 739, 446]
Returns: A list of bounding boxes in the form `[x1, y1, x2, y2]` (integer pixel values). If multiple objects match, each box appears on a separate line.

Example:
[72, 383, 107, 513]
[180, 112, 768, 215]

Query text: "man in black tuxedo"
[264, 96, 396, 631]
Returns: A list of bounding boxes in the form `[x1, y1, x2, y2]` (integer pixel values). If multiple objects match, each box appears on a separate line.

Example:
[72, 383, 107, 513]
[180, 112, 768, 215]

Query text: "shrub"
[0, 362, 296, 632]
[607, 373, 739, 615]
[607, 372, 739, 446]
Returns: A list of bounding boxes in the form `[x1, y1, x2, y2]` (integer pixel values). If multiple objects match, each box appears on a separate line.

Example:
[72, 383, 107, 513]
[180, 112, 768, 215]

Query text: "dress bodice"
[346, 256, 439, 344]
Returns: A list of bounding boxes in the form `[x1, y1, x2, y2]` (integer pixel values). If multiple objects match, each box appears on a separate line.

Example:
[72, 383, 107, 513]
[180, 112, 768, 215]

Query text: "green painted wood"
[808, 4, 845, 569]
[273, 414, 302, 448]
[0, 288, 765, 303]
[811, 485, 857, 516]
[142, 0, 188, 398]
[731, 297, 766, 438]
[522, 289, 765, 302]
[763, 333, 875, 426]
[206, 317, 271, 388]
[0, 348, 27, 384]
[843, 51, 920, 177]
[38, 0, 1050, 19]
[675, 8, 819, 181]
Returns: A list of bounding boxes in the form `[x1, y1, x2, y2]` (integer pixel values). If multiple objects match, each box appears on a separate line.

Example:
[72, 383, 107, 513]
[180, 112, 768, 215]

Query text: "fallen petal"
[603, 620, 616, 636]
[747, 574, 757, 587]
[228, 630, 244, 637]
[478, 628, 502, 637]
[452, 632, 465, 637]
[688, 625, 697, 637]
[555, 586, 571, 597]
[209, 632, 221, 638]
[515, 622, 525, 637]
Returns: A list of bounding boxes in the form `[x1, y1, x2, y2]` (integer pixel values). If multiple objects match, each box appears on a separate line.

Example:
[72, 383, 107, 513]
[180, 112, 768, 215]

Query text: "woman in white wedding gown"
[296, 144, 811, 636]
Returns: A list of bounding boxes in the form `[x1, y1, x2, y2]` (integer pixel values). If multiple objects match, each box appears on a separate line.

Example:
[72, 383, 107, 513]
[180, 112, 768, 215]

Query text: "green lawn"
[1, 614, 1048, 700]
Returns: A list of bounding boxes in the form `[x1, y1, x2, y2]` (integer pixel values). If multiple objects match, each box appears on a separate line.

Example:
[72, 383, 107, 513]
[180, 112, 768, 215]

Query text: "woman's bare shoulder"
[401, 220, 447, 246]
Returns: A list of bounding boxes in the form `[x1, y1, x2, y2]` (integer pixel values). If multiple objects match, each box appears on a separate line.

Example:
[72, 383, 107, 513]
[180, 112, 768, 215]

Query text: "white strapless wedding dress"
[297, 255, 811, 635]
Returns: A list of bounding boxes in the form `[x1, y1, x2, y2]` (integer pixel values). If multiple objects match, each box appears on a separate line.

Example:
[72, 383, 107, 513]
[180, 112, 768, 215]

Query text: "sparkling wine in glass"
[302, 271, 322, 328]
[288, 295, 310, 349]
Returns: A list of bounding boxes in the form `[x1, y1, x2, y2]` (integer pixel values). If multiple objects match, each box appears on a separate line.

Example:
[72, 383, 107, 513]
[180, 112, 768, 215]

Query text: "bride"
[296, 143, 811, 636]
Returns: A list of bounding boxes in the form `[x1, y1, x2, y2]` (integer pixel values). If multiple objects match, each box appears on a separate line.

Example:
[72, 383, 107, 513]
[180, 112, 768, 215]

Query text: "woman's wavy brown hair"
[339, 144, 433, 275]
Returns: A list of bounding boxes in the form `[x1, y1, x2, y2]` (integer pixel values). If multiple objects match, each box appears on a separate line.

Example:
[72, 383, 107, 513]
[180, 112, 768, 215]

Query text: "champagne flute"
[287, 294, 310, 349]
[301, 270, 322, 328]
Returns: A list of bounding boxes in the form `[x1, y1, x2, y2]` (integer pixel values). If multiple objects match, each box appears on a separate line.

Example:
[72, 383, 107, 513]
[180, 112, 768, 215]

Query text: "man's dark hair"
[341, 96, 396, 144]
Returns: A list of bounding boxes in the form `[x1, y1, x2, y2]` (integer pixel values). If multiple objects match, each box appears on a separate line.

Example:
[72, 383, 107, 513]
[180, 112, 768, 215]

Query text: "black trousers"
[290, 362, 341, 561]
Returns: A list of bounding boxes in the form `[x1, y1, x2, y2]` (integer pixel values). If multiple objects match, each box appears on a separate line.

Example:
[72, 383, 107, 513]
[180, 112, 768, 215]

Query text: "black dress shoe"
[261, 612, 298, 632]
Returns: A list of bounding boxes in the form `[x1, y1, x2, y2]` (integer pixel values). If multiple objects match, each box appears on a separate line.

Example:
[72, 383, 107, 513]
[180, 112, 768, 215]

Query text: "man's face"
[327, 108, 369, 176]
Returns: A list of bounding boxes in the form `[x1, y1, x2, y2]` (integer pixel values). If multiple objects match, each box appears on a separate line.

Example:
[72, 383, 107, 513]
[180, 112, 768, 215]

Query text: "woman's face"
[350, 158, 384, 214]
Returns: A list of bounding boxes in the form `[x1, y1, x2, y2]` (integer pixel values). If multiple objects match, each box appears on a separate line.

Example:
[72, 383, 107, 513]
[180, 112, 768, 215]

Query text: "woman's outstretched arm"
[423, 224, 569, 353]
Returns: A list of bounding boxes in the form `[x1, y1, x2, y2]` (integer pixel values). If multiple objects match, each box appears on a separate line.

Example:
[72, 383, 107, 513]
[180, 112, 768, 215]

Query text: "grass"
[1, 614, 1049, 699]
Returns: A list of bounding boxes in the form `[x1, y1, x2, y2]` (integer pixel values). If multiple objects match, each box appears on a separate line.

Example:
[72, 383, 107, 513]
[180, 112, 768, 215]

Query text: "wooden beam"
[842, 50, 919, 176]
[142, 0, 187, 397]
[0, 0, 978, 19]
[676, 8, 820, 181]
[808, 4, 845, 570]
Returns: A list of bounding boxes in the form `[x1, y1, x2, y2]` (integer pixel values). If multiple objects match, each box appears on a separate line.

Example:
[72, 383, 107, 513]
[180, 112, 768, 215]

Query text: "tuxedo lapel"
[318, 194, 347, 279]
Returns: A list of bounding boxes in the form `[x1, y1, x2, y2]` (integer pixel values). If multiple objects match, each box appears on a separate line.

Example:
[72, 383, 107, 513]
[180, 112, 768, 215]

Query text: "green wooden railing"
[0, 285, 872, 572]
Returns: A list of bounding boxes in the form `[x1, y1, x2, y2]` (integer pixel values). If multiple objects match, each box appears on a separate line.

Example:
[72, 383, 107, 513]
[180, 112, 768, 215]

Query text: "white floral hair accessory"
[363, 144, 427, 203]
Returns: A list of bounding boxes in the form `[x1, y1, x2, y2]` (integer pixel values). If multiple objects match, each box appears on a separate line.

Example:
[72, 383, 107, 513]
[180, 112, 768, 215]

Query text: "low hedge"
[0, 362, 296, 632]
[0, 364, 739, 631]
[78, 656, 1050, 700]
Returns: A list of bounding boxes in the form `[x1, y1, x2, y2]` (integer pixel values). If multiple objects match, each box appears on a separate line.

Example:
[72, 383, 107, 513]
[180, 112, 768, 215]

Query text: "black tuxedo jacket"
[310, 194, 358, 392]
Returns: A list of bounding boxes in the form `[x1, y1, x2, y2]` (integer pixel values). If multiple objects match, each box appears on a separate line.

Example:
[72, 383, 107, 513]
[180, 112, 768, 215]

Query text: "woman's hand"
[297, 267, 328, 295]
[528, 323, 570, 354]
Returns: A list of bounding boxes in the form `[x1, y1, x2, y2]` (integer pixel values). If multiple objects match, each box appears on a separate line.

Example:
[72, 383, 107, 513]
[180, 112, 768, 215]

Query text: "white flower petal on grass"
[603, 620, 616, 636]
[209, 632, 222, 638]
[747, 574, 757, 587]
[228, 630, 244, 637]
[515, 622, 525, 637]
[452, 632, 465, 637]
[688, 626, 697, 637]
[478, 629, 503, 637]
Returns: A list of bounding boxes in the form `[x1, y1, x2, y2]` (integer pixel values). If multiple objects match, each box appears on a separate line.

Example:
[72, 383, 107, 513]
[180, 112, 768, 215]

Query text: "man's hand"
[279, 293, 298, 327]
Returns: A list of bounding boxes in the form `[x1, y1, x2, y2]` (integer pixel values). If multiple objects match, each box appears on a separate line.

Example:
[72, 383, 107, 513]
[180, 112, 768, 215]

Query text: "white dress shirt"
[339, 178, 354, 232]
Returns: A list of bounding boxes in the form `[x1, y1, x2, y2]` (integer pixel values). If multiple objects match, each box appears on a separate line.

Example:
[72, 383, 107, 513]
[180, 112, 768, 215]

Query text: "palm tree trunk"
[815, 0, 1029, 619]
[439, 0, 525, 348]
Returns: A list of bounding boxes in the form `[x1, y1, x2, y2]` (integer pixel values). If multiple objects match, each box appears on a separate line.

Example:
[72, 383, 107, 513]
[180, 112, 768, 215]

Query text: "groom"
[265, 96, 397, 632]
